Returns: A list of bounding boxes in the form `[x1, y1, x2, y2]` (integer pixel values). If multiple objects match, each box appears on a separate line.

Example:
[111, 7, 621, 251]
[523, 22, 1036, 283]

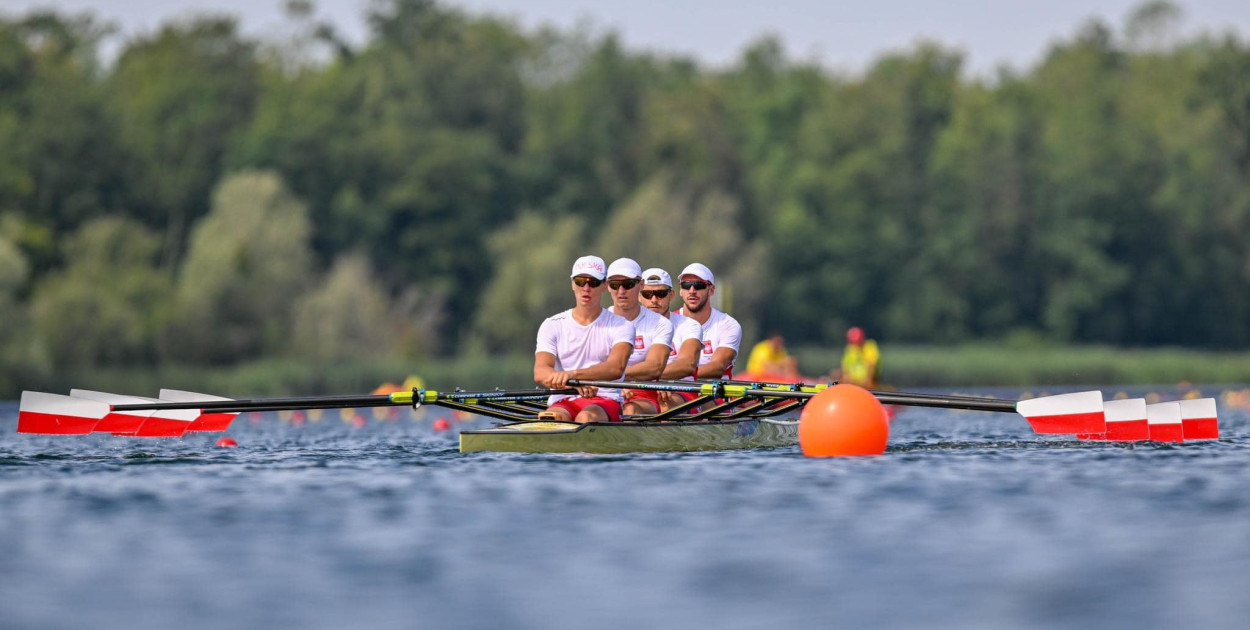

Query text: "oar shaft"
[115, 393, 396, 412]
[571, 379, 1018, 413]
[684, 378, 1011, 405]
[112, 388, 570, 413]
[874, 392, 1016, 413]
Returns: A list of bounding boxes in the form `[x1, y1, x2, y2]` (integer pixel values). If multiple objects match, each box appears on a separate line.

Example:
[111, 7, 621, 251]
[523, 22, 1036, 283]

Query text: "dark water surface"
[3, 388, 1250, 630]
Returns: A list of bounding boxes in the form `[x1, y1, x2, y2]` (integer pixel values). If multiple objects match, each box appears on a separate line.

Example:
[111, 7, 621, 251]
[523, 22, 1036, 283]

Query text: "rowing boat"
[460, 417, 799, 454]
[16, 377, 1220, 453]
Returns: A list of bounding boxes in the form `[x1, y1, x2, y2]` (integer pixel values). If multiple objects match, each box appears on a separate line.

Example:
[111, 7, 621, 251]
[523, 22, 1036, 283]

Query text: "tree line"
[0, 0, 1248, 393]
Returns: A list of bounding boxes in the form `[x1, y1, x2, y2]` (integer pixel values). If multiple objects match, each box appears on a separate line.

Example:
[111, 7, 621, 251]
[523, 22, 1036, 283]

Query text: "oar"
[106, 387, 570, 413]
[650, 377, 1034, 408]
[15, 386, 577, 436]
[569, 379, 1106, 433]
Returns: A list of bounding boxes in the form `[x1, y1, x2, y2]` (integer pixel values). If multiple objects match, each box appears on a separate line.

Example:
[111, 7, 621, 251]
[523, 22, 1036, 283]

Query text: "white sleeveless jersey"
[618, 308, 674, 367]
[536, 308, 635, 403]
[666, 310, 704, 381]
[682, 308, 742, 379]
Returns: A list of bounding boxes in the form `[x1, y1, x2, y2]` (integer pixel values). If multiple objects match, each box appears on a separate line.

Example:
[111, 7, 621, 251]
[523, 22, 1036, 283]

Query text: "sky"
[5, 0, 1250, 74]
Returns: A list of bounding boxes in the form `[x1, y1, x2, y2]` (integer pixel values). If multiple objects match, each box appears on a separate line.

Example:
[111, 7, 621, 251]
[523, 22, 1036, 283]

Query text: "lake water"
[2, 387, 1249, 629]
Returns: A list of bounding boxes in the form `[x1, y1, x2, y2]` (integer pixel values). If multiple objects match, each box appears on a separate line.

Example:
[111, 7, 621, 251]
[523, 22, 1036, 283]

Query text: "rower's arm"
[624, 343, 671, 381]
[534, 352, 558, 387]
[660, 338, 701, 380]
[571, 342, 633, 381]
[701, 347, 737, 379]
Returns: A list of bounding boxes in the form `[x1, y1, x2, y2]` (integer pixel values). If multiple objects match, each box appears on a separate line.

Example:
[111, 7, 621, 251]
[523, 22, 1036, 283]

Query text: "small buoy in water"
[351, 414, 366, 429]
[798, 384, 889, 457]
[291, 411, 306, 427]
[432, 417, 451, 432]
[216, 437, 238, 448]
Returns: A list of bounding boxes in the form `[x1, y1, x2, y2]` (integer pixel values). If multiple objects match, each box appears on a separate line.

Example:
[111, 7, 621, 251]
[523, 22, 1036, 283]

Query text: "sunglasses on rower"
[680, 281, 709, 291]
[640, 288, 670, 299]
[573, 276, 603, 288]
[607, 278, 640, 291]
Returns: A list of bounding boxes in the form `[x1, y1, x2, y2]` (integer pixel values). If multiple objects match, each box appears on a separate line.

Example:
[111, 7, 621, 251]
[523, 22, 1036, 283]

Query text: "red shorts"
[547, 397, 622, 422]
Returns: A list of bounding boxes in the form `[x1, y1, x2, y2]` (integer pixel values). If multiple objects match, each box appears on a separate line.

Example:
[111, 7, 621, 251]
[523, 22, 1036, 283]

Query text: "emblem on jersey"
[634, 335, 645, 350]
[702, 340, 713, 354]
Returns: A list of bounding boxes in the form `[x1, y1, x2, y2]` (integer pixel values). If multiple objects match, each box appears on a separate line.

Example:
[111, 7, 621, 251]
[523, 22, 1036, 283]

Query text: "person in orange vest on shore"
[836, 326, 880, 388]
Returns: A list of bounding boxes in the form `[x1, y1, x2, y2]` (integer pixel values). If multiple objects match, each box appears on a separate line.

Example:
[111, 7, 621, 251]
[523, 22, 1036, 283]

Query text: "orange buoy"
[215, 437, 238, 448]
[432, 418, 451, 432]
[798, 384, 889, 457]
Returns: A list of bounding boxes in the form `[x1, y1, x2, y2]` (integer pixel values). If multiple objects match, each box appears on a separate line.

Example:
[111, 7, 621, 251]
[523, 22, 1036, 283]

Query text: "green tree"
[162, 170, 313, 363]
[592, 172, 771, 336]
[108, 16, 260, 263]
[471, 212, 586, 353]
[0, 12, 122, 275]
[29, 217, 169, 367]
[290, 254, 398, 361]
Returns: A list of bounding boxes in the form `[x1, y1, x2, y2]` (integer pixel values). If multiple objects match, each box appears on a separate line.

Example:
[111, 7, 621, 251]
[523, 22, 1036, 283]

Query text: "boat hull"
[459, 418, 799, 454]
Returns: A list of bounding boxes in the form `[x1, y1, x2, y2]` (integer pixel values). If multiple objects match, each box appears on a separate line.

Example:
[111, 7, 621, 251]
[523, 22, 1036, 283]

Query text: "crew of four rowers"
[534, 256, 742, 424]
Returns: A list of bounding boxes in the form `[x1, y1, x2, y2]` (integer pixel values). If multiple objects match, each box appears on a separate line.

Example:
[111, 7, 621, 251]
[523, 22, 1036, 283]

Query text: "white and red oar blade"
[1079, 398, 1149, 441]
[1016, 391, 1105, 434]
[17, 392, 108, 435]
[1179, 398, 1219, 440]
[69, 389, 154, 434]
[159, 389, 237, 432]
[134, 406, 199, 438]
[1146, 402, 1184, 443]
[1100, 398, 1150, 441]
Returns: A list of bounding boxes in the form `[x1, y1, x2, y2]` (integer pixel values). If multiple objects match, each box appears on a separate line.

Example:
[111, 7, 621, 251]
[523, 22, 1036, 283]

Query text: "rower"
[744, 333, 799, 380]
[677, 263, 742, 381]
[533, 255, 635, 423]
[835, 326, 880, 388]
[603, 259, 674, 417]
[633, 267, 703, 412]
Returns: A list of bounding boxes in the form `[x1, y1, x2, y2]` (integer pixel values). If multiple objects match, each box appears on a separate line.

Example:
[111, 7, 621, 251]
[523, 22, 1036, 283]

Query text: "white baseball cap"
[640, 267, 672, 287]
[679, 263, 715, 284]
[570, 255, 607, 280]
[606, 257, 642, 279]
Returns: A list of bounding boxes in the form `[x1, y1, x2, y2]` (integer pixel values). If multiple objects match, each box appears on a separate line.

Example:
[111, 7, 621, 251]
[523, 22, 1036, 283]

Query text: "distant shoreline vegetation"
[1, 1, 1249, 393]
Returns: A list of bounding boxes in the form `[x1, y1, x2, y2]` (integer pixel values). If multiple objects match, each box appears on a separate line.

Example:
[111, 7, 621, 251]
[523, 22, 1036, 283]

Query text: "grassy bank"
[16, 344, 1250, 399]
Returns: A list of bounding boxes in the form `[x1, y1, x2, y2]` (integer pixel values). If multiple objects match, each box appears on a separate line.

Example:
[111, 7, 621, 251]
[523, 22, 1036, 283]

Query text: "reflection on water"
[1, 388, 1248, 629]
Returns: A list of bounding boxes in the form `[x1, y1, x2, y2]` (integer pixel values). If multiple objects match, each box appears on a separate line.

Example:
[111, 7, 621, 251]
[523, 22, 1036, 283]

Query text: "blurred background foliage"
[0, 0, 1249, 393]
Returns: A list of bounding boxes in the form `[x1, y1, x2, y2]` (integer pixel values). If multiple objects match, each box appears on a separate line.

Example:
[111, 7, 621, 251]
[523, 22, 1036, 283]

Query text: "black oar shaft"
[111, 388, 571, 413]
[115, 394, 395, 412]
[874, 393, 1016, 413]
[569, 379, 1019, 413]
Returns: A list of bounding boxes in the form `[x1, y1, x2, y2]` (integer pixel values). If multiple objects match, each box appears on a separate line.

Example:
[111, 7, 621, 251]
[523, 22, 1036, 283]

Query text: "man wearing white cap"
[678, 263, 742, 380]
[603, 258, 676, 416]
[534, 255, 635, 423]
[631, 267, 704, 413]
